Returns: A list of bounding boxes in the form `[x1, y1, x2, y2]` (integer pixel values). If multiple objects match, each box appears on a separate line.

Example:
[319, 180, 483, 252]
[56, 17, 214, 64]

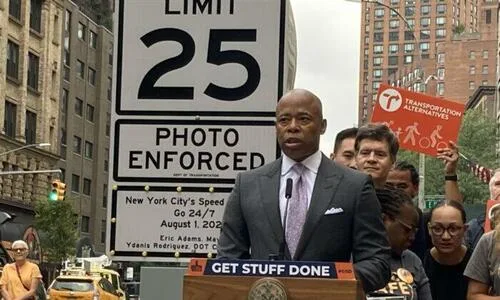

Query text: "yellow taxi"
[47, 274, 123, 300]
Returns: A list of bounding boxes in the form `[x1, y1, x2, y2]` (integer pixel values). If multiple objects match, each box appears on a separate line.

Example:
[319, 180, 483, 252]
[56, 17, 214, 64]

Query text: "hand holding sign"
[371, 84, 465, 156]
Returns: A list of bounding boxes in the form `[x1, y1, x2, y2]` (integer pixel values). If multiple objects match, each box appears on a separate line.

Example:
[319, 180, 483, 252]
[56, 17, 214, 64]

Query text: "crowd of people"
[217, 88, 500, 300]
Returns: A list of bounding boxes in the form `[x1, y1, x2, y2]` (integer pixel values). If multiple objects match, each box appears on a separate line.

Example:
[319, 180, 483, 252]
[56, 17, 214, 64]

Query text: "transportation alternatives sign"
[107, 0, 295, 261]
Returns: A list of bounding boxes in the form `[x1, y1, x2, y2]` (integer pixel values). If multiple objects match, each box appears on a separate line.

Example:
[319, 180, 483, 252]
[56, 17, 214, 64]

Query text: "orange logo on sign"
[371, 84, 465, 156]
[187, 258, 207, 276]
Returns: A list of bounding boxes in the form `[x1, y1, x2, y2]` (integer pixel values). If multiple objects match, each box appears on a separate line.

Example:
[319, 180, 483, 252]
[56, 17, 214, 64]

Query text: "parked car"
[47, 273, 123, 300]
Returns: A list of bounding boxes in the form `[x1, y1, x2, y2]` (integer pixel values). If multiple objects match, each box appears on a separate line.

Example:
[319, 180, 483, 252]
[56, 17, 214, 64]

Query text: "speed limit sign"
[115, 0, 294, 116]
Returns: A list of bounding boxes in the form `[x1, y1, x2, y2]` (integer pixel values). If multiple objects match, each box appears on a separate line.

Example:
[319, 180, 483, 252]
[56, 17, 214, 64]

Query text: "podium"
[183, 259, 365, 300]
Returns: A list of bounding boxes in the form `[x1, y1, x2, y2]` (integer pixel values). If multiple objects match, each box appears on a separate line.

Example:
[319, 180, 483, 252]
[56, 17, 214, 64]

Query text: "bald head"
[278, 89, 323, 118]
[275, 88, 327, 162]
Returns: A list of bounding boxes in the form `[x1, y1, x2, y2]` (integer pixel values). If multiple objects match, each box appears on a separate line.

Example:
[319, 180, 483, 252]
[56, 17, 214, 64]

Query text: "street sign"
[424, 195, 445, 209]
[107, 0, 296, 261]
[115, 0, 288, 116]
[110, 187, 231, 259]
[113, 120, 277, 183]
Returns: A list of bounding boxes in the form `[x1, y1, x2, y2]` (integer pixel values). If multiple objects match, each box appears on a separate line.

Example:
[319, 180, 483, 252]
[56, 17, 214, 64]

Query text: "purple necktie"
[286, 163, 308, 258]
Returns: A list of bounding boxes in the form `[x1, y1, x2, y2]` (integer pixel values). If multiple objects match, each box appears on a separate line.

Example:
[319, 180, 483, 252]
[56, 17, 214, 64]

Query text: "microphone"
[278, 178, 293, 260]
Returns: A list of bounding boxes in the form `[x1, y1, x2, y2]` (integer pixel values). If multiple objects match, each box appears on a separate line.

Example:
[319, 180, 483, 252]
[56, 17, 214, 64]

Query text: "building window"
[9, 0, 21, 20]
[420, 42, 430, 52]
[437, 53, 445, 64]
[374, 8, 384, 17]
[437, 83, 444, 96]
[61, 128, 67, 145]
[388, 56, 398, 66]
[4, 101, 17, 138]
[81, 216, 89, 233]
[62, 89, 68, 113]
[389, 44, 399, 53]
[83, 178, 91, 195]
[107, 77, 112, 100]
[373, 69, 383, 78]
[482, 65, 489, 74]
[103, 184, 108, 208]
[374, 45, 383, 54]
[373, 57, 383, 66]
[106, 113, 110, 136]
[437, 4, 446, 14]
[436, 17, 446, 26]
[405, 6, 415, 17]
[469, 81, 475, 90]
[437, 68, 445, 80]
[104, 148, 109, 172]
[78, 22, 86, 40]
[372, 81, 381, 90]
[483, 50, 489, 59]
[75, 98, 83, 116]
[86, 104, 94, 122]
[64, 10, 71, 32]
[390, 9, 399, 18]
[30, 0, 42, 33]
[101, 220, 106, 243]
[108, 42, 113, 65]
[404, 43, 414, 53]
[374, 21, 383, 30]
[84, 141, 93, 159]
[77, 60, 84, 79]
[470, 51, 476, 60]
[71, 174, 80, 192]
[389, 32, 399, 41]
[89, 30, 97, 48]
[25, 111, 37, 144]
[482, 80, 488, 85]
[420, 30, 430, 40]
[27, 52, 39, 91]
[60, 168, 66, 182]
[436, 29, 446, 38]
[73, 135, 81, 154]
[420, 17, 430, 27]
[6, 40, 19, 80]
[88, 67, 96, 85]
[404, 31, 415, 40]
[469, 66, 476, 74]
[486, 9, 491, 24]
[374, 32, 383, 42]
[404, 55, 413, 64]
[421, 5, 430, 15]
[389, 20, 399, 29]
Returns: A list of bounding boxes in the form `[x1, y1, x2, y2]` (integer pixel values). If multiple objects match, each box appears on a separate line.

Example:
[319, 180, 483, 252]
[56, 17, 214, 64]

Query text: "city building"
[357, 0, 496, 124]
[0, 0, 64, 236]
[59, 0, 112, 253]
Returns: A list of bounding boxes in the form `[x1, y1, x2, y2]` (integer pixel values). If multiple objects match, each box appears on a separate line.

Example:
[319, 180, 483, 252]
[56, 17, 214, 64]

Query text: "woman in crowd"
[369, 187, 432, 300]
[464, 182, 500, 299]
[423, 200, 470, 300]
[0, 240, 42, 300]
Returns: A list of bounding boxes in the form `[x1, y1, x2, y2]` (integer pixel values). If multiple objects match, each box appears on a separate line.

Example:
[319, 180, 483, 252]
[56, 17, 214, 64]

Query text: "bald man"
[217, 89, 390, 292]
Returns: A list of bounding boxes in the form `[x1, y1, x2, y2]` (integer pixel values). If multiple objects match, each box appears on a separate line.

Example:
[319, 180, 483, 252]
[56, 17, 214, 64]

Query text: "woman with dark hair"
[369, 187, 432, 300]
[424, 200, 470, 300]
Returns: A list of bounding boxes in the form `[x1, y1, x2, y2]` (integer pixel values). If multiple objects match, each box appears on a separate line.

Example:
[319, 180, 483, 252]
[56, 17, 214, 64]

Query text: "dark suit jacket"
[217, 154, 391, 292]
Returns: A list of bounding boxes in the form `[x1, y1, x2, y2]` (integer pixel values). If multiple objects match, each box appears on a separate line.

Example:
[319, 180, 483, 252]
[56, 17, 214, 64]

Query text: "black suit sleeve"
[352, 177, 391, 292]
[216, 173, 251, 259]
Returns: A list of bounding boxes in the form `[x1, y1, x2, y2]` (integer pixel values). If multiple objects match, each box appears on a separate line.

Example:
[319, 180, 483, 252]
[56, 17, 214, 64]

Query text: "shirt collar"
[281, 150, 322, 176]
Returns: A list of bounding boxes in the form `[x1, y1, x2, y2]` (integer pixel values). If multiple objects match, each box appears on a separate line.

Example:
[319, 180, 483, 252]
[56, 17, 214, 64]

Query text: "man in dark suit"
[217, 89, 391, 292]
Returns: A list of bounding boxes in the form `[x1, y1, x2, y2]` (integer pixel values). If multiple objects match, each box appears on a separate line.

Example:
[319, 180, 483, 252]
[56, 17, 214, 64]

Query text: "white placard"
[111, 189, 230, 259]
[116, 0, 286, 115]
[113, 120, 277, 182]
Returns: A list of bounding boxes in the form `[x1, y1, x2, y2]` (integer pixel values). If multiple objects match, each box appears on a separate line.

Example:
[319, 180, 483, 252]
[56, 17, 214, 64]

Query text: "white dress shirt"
[279, 150, 322, 224]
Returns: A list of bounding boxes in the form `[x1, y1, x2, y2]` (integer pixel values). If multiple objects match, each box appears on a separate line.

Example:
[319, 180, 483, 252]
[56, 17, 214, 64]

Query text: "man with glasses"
[0, 240, 43, 300]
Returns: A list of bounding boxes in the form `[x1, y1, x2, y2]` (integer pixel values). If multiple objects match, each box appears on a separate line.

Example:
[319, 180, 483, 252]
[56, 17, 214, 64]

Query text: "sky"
[289, 0, 361, 155]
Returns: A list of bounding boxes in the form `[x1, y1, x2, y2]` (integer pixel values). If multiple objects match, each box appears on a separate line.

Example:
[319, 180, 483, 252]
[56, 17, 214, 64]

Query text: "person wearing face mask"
[424, 200, 470, 300]
[368, 187, 432, 300]
[0, 240, 42, 300]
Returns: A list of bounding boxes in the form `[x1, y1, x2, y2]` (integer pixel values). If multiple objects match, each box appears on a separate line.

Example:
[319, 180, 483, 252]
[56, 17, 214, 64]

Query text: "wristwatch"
[445, 174, 458, 181]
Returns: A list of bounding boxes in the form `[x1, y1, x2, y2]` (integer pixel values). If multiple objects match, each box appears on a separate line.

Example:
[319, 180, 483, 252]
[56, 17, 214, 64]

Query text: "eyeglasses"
[13, 248, 27, 253]
[396, 219, 418, 235]
[429, 224, 464, 237]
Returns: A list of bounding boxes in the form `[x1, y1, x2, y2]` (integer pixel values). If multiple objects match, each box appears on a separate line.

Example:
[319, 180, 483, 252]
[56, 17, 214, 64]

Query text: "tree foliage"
[34, 199, 78, 263]
[397, 109, 498, 203]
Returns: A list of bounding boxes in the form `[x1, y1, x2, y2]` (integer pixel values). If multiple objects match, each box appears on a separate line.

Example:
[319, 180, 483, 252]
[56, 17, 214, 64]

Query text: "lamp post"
[0, 142, 50, 157]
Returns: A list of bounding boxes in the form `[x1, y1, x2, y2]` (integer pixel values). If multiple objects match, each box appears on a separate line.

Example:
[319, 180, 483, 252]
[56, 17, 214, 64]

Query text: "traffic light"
[49, 180, 66, 201]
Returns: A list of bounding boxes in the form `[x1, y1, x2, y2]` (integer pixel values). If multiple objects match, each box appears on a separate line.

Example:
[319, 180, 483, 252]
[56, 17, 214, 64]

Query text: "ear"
[320, 119, 327, 135]
[329, 152, 335, 160]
